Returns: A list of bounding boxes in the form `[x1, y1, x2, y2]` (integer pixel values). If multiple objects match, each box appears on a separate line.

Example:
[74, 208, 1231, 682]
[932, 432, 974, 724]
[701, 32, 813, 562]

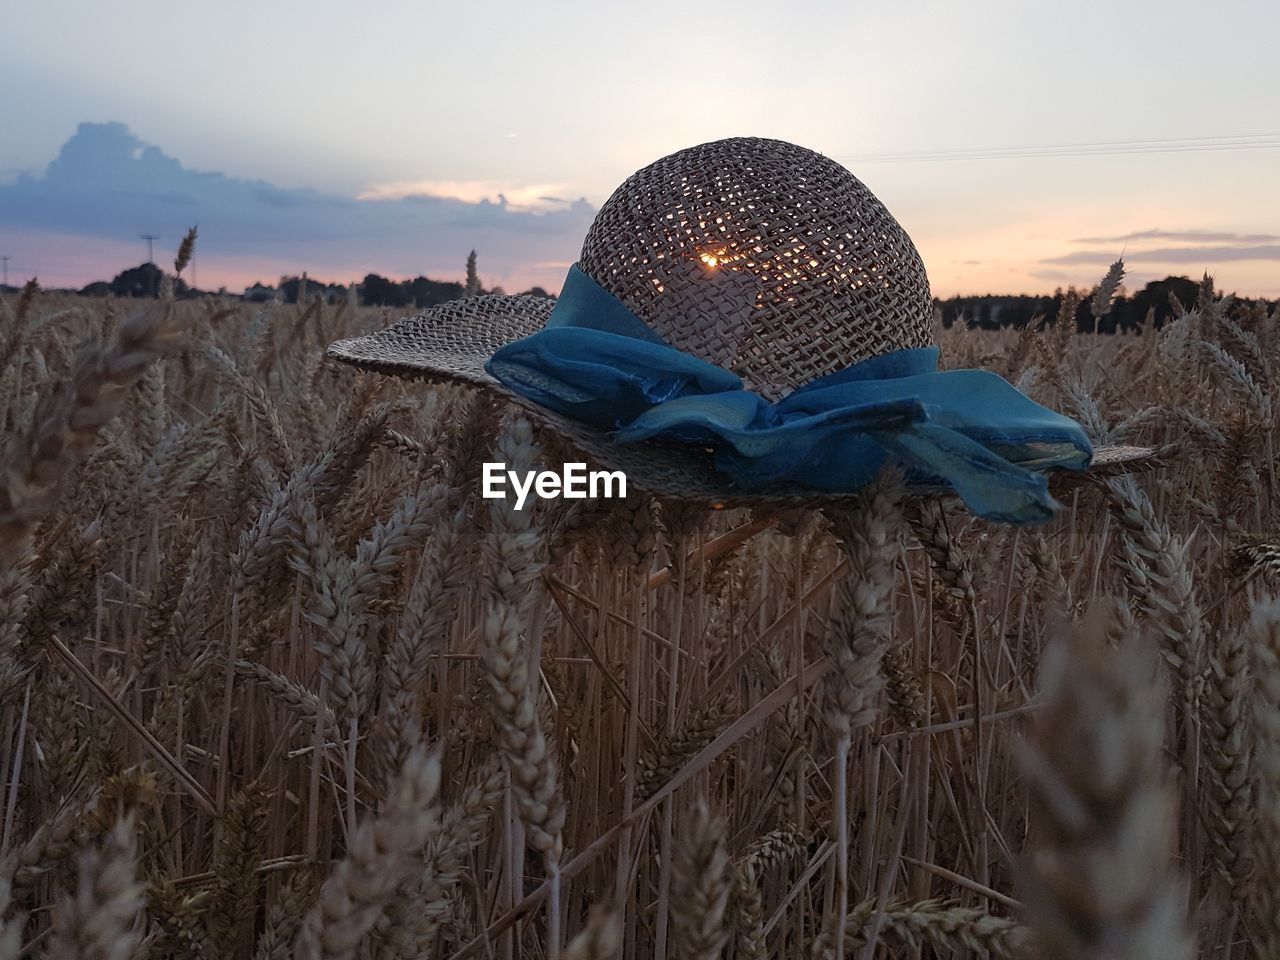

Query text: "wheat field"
[1, 252, 1278, 959]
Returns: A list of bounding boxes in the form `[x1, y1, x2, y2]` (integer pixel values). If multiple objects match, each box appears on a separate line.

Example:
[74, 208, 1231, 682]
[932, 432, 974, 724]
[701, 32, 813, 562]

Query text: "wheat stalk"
[1018, 608, 1191, 960]
[293, 747, 441, 960]
[45, 814, 145, 960]
[1249, 598, 1280, 955]
[670, 800, 731, 960]
[477, 415, 566, 957]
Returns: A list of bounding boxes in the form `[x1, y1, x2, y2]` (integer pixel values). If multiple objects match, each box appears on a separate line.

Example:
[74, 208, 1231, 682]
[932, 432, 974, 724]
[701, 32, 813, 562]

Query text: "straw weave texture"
[327, 294, 550, 386]
[579, 137, 933, 399]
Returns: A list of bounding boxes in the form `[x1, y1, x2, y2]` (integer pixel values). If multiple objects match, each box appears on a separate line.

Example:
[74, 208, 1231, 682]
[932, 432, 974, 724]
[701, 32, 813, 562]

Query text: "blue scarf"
[485, 264, 1091, 524]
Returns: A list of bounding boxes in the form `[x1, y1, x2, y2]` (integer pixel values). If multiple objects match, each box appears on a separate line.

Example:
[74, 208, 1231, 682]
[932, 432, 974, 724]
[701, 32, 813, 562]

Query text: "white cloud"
[1073, 228, 1280, 245]
[356, 178, 573, 211]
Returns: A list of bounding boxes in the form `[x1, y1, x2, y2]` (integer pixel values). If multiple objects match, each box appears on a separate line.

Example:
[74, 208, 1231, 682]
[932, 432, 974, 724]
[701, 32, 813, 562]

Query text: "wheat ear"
[478, 416, 567, 956]
[46, 814, 145, 960]
[820, 468, 902, 960]
[1200, 619, 1254, 898]
[670, 800, 731, 960]
[1249, 598, 1280, 955]
[564, 905, 622, 960]
[0, 854, 25, 960]
[293, 747, 441, 960]
[815, 898, 1029, 958]
[1018, 608, 1192, 960]
[1105, 475, 1204, 704]
[1090, 257, 1125, 323]
[378, 760, 504, 957]
[1, 307, 179, 565]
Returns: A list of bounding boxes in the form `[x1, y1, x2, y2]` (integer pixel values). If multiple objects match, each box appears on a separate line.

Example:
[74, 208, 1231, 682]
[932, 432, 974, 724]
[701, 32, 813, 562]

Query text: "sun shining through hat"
[327, 137, 1153, 523]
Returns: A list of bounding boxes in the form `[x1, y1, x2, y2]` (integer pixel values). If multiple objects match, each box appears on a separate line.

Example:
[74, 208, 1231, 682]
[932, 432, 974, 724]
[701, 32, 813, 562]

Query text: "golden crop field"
[0, 262, 1277, 960]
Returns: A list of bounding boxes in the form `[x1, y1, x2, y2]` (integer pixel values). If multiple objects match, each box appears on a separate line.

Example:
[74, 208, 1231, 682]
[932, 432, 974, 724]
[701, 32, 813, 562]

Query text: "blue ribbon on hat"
[484, 264, 1091, 524]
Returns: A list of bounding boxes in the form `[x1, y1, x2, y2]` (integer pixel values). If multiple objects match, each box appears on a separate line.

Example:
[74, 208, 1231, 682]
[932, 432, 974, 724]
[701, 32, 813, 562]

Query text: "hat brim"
[327, 294, 1162, 507]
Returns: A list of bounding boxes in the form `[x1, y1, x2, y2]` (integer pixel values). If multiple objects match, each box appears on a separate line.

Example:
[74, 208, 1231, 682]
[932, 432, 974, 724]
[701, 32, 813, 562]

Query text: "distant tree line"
[79, 262, 190, 299]
[354, 273, 554, 308]
[258, 273, 555, 307]
[75, 261, 1268, 331]
[934, 275, 1275, 333]
[83, 249, 556, 308]
[360, 274, 465, 308]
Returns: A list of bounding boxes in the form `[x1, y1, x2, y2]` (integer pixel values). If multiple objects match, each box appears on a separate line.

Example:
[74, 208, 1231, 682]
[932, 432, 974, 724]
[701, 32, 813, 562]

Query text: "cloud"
[1073, 228, 1280, 245]
[1044, 245, 1280, 265]
[0, 122, 596, 292]
[355, 178, 572, 211]
[1029, 268, 1079, 283]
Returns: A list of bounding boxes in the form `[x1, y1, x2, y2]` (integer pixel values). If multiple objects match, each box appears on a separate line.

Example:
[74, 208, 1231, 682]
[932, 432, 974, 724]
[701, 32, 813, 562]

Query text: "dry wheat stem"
[293, 747, 440, 960]
[1019, 608, 1192, 960]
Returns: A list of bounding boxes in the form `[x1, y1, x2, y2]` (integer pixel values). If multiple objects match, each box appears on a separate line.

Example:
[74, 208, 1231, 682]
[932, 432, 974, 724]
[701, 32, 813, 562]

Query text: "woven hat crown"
[578, 137, 933, 400]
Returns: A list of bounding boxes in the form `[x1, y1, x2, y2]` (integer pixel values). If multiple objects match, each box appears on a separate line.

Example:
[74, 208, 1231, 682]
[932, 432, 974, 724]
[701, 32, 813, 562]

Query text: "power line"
[850, 142, 1280, 163]
[835, 133, 1280, 164]
[857, 132, 1280, 154]
[837, 132, 1280, 161]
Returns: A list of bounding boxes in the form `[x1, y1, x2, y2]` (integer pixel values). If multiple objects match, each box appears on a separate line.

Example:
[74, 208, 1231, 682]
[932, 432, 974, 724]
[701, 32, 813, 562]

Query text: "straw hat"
[327, 136, 1152, 506]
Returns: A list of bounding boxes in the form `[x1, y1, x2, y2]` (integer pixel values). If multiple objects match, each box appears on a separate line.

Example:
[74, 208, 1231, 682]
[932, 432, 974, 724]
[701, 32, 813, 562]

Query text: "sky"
[2, 0, 1278, 298]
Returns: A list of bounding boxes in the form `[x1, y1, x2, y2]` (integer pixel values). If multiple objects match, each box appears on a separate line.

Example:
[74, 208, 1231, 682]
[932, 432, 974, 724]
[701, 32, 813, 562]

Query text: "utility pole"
[140, 235, 161, 297]
[0, 256, 9, 289]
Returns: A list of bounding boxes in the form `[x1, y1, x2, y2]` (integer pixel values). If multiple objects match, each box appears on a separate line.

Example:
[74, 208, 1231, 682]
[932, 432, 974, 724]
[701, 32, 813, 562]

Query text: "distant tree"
[489, 285, 506, 297]
[520, 286, 555, 299]
[279, 275, 340, 304]
[936, 294, 1049, 330]
[464, 251, 480, 297]
[110, 262, 165, 298]
[1130, 276, 1201, 329]
[1077, 291, 1141, 335]
[360, 273, 410, 307]
[244, 281, 277, 303]
[408, 276, 464, 308]
[79, 281, 111, 297]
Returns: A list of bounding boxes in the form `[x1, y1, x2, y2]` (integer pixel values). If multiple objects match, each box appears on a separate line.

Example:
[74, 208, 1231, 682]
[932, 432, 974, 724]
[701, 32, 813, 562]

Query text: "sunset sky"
[2, 0, 1278, 298]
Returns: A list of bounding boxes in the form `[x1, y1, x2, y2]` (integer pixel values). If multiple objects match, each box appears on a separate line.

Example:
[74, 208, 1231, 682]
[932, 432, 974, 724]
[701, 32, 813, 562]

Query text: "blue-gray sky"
[3, 0, 1278, 297]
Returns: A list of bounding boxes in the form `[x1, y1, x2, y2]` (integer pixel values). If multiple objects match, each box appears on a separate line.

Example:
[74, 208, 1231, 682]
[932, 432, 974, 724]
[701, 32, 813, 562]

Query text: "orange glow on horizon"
[3, 224, 1277, 301]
